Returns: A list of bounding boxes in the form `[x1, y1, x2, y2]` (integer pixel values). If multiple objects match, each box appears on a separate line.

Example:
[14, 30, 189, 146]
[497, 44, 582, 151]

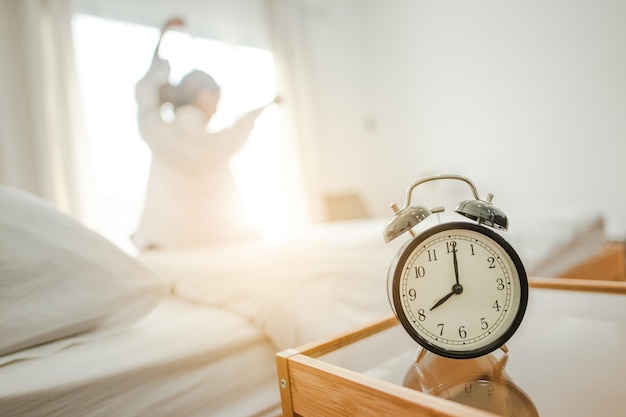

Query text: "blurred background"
[1, 0, 625, 252]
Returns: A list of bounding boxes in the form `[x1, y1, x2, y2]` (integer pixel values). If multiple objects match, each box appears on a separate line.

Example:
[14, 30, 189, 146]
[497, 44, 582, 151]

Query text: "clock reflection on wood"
[403, 350, 539, 417]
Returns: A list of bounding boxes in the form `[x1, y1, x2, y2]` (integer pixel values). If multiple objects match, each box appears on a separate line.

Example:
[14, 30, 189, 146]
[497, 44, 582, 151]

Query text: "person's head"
[159, 70, 221, 120]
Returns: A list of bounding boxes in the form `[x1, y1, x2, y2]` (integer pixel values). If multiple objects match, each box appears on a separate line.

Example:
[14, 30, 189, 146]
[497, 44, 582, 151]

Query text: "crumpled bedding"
[140, 219, 404, 350]
[139, 214, 606, 350]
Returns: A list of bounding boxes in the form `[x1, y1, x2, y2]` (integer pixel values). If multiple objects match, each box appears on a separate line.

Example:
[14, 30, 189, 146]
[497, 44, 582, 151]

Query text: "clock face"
[389, 222, 528, 359]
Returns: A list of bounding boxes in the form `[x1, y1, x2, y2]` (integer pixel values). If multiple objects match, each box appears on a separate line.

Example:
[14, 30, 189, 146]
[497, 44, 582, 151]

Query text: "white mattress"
[0, 298, 280, 417]
[504, 211, 606, 277]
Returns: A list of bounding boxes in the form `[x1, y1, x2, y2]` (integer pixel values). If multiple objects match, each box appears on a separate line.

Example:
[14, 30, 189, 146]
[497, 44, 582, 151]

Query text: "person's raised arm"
[136, 18, 185, 147]
[152, 17, 184, 62]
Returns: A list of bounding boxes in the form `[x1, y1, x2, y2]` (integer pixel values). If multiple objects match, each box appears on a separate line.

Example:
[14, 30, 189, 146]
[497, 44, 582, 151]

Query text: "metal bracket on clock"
[414, 344, 510, 365]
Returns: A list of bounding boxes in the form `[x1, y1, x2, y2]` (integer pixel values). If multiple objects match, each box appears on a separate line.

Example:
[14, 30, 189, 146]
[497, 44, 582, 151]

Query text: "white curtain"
[264, 0, 324, 223]
[0, 0, 94, 223]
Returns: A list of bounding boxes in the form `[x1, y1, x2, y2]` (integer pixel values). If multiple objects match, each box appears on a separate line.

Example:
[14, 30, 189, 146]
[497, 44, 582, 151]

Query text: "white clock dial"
[389, 222, 528, 359]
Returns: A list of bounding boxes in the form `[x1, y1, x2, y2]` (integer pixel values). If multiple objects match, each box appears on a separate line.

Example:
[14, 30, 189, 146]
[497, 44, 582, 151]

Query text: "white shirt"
[133, 57, 263, 250]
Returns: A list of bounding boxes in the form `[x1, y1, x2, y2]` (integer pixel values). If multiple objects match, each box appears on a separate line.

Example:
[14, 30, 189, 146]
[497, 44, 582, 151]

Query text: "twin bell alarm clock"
[384, 174, 528, 360]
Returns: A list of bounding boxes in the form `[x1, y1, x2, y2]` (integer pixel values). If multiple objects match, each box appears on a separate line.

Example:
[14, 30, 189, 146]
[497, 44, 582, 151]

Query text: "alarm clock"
[384, 174, 528, 359]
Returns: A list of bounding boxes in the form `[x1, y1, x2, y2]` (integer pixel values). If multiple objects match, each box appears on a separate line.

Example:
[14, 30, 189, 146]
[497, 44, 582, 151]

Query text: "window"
[72, 14, 293, 251]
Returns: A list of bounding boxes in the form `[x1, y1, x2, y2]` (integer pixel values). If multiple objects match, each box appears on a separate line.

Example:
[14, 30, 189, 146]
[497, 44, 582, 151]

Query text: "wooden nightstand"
[276, 278, 626, 417]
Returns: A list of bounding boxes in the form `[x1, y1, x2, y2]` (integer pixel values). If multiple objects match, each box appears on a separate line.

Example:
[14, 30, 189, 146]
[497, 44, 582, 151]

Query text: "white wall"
[295, 0, 626, 239]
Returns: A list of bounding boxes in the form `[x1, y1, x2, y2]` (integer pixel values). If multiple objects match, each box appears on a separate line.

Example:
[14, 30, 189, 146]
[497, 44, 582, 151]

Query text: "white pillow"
[0, 185, 170, 358]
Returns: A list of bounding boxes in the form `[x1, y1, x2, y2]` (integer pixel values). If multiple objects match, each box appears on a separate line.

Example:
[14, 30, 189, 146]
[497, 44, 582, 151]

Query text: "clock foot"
[499, 344, 509, 354]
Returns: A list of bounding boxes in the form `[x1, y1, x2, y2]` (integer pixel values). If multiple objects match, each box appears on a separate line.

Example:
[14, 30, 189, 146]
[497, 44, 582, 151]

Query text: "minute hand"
[453, 245, 460, 285]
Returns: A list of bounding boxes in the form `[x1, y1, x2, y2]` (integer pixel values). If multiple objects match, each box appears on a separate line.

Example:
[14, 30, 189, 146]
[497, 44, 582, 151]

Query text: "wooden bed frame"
[555, 242, 626, 282]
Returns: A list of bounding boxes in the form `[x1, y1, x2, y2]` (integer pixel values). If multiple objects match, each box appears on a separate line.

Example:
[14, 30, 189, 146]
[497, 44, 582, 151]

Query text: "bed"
[0, 299, 279, 417]
[1, 184, 623, 417]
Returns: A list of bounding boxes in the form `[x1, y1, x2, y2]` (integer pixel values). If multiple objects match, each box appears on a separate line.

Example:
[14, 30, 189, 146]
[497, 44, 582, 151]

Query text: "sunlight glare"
[72, 14, 290, 249]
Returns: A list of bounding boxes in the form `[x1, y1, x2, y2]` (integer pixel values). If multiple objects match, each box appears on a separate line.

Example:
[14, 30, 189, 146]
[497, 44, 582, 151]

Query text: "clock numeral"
[496, 278, 505, 291]
[493, 300, 501, 311]
[417, 309, 426, 321]
[470, 243, 476, 256]
[458, 325, 467, 339]
[437, 323, 444, 336]
[446, 241, 457, 253]
[481, 317, 489, 330]
[464, 382, 472, 394]
[504, 397, 512, 409]
[408, 288, 417, 301]
[487, 256, 496, 269]
[413, 266, 425, 278]
[427, 249, 437, 261]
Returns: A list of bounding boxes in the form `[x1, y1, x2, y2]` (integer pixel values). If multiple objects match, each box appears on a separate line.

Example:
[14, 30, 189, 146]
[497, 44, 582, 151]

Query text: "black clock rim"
[391, 221, 529, 360]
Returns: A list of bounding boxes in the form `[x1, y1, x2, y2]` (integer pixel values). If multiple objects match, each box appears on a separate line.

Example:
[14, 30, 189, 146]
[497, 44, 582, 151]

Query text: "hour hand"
[430, 283, 463, 311]
[430, 290, 454, 311]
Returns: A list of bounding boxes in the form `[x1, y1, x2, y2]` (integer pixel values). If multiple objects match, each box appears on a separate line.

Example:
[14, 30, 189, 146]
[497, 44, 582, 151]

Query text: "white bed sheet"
[140, 219, 406, 351]
[506, 211, 606, 277]
[139, 213, 607, 353]
[0, 298, 280, 417]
